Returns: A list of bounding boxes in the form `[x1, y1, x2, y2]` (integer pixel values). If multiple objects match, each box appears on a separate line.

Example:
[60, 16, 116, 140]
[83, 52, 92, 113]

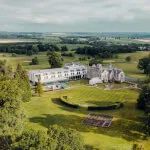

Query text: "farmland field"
[0, 39, 37, 43]
[100, 37, 148, 44]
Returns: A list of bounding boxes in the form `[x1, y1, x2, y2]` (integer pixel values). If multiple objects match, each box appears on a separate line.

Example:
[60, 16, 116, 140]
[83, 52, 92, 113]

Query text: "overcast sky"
[0, 0, 150, 32]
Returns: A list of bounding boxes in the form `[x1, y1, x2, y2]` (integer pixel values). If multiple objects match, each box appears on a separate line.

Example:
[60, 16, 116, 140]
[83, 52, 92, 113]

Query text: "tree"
[89, 59, 103, 66]
[32, 45, 39, 54]
[35, 79, 43, 96]
[138, 56, 150, 75]
[137, 86, 150, 110]
[13, 125, 84, 150]
[48, 52, 62, 68]
[0, 136, 12, 150]
[0, 77, 25, 136]
[13, 129, 54, 150]
[0, 60, 12, 76]
[47, 125, 84, 150]
[15, 63, 31, 102]
[125, 56, 131, 62]
[61, 45, 68, 52]
[30, 57, 39, 65]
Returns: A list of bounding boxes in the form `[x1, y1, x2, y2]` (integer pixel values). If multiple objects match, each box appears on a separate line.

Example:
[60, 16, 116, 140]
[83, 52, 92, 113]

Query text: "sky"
[0, 0, 150, 32]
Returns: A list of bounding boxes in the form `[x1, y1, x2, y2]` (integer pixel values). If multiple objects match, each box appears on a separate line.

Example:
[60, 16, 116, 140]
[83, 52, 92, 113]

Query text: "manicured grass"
[23, 84, 150, 150]
[60, 86, 138, 106]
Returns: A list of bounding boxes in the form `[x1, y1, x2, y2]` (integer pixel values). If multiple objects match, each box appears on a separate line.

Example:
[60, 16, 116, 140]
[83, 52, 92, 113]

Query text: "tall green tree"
[47, 125, 84, 150]
[137, 85, 150, 110]
[48, 52, 62, 68]
[32, 45, 39, 54]
[138, 56, 150, 75]
[15, 63, 31, 102]
[0, 60, 12, 76]
[0, 77, 25, 136]
[35, 79, 43, 96]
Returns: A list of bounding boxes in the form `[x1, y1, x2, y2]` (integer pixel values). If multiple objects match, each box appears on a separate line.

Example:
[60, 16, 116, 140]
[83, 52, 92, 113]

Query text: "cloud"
[0, 0, 150, 31]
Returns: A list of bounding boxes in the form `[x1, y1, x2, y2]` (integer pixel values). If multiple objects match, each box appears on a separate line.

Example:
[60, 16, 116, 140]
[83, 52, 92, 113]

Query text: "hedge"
[60, 96, 124, 110]
[60, 96, 79, 108]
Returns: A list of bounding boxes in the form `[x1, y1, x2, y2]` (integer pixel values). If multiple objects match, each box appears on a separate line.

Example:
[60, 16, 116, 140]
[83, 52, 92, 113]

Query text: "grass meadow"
[23, 84, 149, 150]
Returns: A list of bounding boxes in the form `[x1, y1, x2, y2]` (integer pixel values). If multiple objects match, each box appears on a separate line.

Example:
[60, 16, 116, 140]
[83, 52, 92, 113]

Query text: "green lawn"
[59, 86, 138, 106]
[23, 84, 150, 150]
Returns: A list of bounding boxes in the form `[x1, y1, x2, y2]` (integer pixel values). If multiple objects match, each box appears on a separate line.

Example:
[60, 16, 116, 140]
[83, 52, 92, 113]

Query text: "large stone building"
[28, 62, 125, 85]
[87, 63, 125, 85]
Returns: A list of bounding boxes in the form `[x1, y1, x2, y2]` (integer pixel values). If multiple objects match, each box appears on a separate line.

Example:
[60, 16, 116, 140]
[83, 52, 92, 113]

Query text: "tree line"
[76, 45, 138, 59]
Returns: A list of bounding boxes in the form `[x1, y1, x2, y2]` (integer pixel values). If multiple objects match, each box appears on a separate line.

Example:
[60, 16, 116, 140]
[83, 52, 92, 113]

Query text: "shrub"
[60, 96, 79, 108]
[60, 96, 123, 111]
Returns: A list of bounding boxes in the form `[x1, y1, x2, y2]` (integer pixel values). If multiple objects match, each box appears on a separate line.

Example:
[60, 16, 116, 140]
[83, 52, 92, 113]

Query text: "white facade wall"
[28, 63, 87, 84]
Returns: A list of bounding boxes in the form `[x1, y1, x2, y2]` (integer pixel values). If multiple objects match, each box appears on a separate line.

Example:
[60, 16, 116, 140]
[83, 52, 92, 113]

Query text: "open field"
[0, 52, 90, 70]
[117, 51, 150, 62]
[23, 84, 150, 150]
[100, 38, 148, 44]
[136, 39, 150, 43]
[0, 39, 37, 43]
